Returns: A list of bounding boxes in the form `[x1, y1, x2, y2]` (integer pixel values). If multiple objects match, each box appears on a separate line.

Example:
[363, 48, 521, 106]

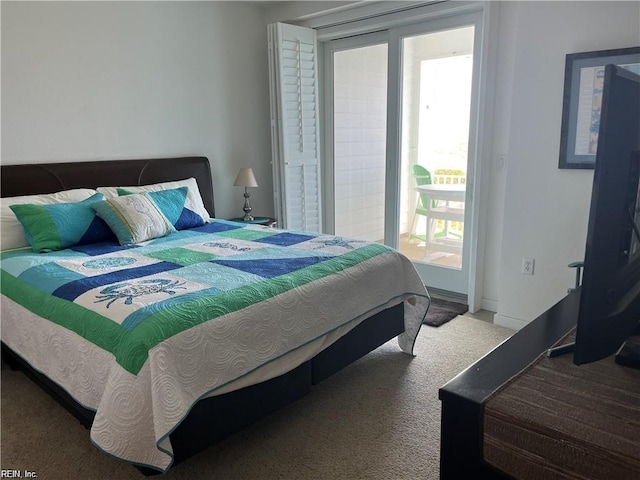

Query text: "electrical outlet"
[522, 257, 535, 275]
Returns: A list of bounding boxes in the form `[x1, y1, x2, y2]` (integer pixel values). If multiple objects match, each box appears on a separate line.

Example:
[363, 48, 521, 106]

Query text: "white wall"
[1, 1, 273, 220]
[494, 1, 640, 328]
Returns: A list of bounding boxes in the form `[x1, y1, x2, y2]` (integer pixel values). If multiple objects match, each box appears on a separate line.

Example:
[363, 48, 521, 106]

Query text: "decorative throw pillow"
[97, 177, 210, 224]
[9, 193, 115, 253]
[1, 188, 97, 251]
[92, 193, 176, 245]
[117, 186, 206, 230]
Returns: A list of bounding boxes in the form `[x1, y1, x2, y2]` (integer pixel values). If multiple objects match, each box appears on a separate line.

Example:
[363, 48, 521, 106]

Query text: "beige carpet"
[1, 316, 513, 480]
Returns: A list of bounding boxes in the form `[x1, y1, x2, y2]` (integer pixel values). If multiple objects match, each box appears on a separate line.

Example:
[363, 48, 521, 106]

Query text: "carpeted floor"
[1, 315, 513, 480]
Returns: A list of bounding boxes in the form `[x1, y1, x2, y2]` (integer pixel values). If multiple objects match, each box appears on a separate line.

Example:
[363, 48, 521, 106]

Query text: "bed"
[0, 156, 429, 475]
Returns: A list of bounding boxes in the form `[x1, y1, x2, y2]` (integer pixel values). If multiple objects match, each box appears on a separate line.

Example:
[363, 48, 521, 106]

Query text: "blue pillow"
[92, 193, 176, 245]
[117, 186, 206, 230]
[9, 193, 115, 253]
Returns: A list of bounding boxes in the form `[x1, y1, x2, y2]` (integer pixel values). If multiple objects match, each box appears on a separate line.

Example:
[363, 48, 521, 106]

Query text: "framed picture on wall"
[558, 46, 640, 169]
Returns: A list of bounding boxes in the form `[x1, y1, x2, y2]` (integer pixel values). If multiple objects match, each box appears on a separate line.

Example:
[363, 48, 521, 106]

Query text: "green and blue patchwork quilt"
[1, 220, 429, 472]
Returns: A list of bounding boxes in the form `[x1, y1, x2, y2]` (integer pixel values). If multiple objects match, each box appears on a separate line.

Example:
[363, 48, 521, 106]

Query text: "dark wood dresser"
[439, 289, 640, 479]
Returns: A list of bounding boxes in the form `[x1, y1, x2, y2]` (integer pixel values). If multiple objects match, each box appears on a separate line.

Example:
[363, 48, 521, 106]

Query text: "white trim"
[319, 40, 332, 233]
[467, 2, 500, 312]
[493, 313, 528, 331]
[267, 24, 285, 225]
[480, 298, 498, 313]
[385, 28, 402, 249]
[296, 1, 442, 26]
[299, 1, 482, 41]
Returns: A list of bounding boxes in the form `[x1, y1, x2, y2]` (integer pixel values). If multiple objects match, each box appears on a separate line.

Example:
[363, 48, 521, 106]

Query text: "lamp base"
[242, 189, 253, 221]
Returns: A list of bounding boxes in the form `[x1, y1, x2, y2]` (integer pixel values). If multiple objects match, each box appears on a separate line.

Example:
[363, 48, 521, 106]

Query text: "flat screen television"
[573, 64, 640, 367]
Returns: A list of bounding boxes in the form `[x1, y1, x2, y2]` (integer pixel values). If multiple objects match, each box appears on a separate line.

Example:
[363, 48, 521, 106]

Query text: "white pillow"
[97, 177, 211, 223]
[1, 188, 97, 251]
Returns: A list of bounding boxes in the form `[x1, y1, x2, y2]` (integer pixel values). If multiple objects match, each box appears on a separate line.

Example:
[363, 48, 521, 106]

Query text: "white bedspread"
[1, 223, 429, 472]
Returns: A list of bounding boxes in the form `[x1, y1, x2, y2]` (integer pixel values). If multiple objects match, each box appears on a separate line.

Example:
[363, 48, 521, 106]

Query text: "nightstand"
[228, 216, 277, 228]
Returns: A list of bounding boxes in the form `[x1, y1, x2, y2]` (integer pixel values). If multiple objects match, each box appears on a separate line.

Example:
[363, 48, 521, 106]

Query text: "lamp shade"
[233, 168, 259, 188]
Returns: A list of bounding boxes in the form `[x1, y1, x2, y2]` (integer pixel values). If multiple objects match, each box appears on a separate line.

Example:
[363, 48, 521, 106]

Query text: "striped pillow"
[92, 193, 176, 245]
[9, 193, 115, 253]
[97, 177, 211, 224]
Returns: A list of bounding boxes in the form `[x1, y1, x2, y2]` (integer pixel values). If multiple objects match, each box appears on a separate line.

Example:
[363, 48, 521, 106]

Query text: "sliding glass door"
[325, 12, 482, 295]
[332, 40, 388, 242]
[324, 32, 389, 243]
[394, 23, 477, 294]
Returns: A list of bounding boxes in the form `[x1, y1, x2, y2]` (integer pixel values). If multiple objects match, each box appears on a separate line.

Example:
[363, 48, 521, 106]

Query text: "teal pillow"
[92, 193, 176, 245]
[117, 186, 206, 230]
[9, 193, 115, 253]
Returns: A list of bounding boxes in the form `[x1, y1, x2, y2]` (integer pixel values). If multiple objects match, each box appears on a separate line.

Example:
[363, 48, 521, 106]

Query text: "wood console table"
[483, 329, 640, 479]
[439, 290, 581, 479]
[439, 289, 640, 478]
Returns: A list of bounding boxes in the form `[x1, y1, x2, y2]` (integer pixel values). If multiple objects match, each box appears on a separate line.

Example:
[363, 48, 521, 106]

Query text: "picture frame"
[558, 46, 640, 169]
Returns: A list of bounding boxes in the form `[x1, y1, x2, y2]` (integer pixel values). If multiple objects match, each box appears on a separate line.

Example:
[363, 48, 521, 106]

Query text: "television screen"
[573, 64, 640, 366]
[626, 161, 640, 264]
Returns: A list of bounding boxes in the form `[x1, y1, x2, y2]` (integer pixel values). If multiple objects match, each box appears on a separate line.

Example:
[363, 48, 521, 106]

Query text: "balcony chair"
[409, 164, 434, 242]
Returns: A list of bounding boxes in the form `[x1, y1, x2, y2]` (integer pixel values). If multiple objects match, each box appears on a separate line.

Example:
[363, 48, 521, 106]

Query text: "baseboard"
[480, 298, 498, 313]
[493, 314, 528, 331]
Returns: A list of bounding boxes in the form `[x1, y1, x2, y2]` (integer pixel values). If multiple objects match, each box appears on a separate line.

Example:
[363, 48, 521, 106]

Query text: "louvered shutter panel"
[268, 23, 322, 232]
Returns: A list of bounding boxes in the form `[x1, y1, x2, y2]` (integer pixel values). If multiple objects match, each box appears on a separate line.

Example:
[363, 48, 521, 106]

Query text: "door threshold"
[425, 287, 467, 304]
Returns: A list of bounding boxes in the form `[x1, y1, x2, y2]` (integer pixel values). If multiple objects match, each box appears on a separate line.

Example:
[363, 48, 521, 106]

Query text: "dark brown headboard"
[0, 156, 215, 216]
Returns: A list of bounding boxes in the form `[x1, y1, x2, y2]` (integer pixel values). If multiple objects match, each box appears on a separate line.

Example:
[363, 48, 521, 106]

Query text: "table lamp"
[233, 168, 259, 221]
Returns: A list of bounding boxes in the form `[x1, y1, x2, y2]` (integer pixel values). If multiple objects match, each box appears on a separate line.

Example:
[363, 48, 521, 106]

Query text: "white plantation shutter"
[268, 23, 322, 232]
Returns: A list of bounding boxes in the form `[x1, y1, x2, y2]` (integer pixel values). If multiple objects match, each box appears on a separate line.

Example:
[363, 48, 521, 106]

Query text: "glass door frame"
[386, 11, 484, 295]
[321, 4, 493, 309]
[322, 30, 390, 235]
